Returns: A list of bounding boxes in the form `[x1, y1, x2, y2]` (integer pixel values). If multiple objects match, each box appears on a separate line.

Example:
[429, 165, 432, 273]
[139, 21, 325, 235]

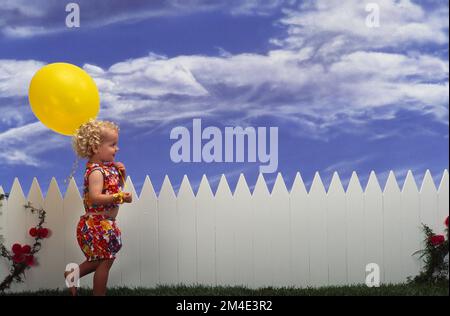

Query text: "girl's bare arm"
[88, 170, 116, 205]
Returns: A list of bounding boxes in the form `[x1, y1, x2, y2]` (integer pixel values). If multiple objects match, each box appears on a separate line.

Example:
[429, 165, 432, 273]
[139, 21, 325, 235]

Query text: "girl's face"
[93, 128, 119, 162]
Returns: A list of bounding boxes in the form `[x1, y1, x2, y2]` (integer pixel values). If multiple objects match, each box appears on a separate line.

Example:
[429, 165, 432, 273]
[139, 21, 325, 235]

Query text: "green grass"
[2, 281, 448, 296]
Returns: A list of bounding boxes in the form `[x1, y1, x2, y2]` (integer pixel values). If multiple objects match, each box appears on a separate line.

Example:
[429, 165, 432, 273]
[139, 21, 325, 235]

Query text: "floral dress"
[76, 161, 123, 261]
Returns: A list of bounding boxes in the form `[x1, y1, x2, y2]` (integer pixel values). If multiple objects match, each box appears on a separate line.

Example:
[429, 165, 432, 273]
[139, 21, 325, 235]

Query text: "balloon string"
[64, 155, 80, 186]
[118, 169, 126, 191]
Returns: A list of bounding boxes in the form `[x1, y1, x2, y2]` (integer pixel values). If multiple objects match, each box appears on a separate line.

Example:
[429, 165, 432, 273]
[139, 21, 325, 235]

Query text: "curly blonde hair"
[72, 119, 120, 158]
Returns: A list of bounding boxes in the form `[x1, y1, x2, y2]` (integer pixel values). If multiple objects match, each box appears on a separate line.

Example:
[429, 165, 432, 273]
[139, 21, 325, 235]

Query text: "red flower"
[12, 254, 24, 264]
[21, 245, 31, 254]
[29, 227, 38, 238]
[24, 255, 34, 266]
[429, 235, 445, 246]
[445, 216, 449, 228]
[12, 243, 23, 255]
[38, 228, 49, 238]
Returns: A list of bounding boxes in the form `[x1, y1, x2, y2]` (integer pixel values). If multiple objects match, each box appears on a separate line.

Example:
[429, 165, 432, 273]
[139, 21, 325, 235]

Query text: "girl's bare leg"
[64, 260, 101, 296]
[93, 259, 115, 296]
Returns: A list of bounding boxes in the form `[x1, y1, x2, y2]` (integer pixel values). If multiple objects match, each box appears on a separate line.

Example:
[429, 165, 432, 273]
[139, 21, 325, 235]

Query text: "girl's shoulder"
[84, 161, 116, 178]
[84, 162, 106, 178]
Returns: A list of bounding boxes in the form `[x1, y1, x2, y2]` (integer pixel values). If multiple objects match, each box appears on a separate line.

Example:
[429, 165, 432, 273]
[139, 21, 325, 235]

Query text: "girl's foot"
[64, 271, 78, 296]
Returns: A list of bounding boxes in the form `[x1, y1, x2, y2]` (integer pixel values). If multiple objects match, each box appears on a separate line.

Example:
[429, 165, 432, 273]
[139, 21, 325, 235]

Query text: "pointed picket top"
[140, 175, 157, 200]
[384, 171, 400, 194]
[197, 174, 213, 198]
[159, 175, 176, 199]
[46, 177, 62, 200]
[347, 171, 363, 194]
[9, 177, 26, 201]
[309, 172, 326, 195]
[216, 174, 232, 198]
[253, 173, 270, 196]
[124, 175, 138, 201]
[402, 170, 419, 194]
[420, 170, 437, 194]
[27, 177, 44, 208]
[438, 169, 449, 194]
[178, 175, 195, 198]
[64, 176, 82, 200]
[235, 173, 251, 197]
[291, 172, 307, 196]
[271, 172, 289, 196]
[63, 177, 81, 199]
[28, 177, 43, 197]
[0, 185, 4, 196]
[328, 172, 345, 195]
[365, 171, 382, 194]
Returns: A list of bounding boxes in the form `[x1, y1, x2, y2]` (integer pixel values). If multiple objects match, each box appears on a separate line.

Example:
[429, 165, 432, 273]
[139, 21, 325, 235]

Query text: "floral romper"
[76, 161, 123, 261]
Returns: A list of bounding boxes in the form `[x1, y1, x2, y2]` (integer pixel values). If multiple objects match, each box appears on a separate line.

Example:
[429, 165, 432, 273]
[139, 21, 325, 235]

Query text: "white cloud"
[329, 52, 448, 81]
[0, 149, 41, 167]
[0, 105, 28, 126]
[105, 56, 209, 97]
[0, 60, 45, 97]
[276, 0, 449, 50]
[0, 122, 66, 167]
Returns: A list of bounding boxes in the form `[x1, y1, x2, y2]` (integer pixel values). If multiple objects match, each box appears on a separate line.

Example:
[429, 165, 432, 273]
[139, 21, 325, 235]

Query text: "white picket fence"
[0, 170, 448, 292]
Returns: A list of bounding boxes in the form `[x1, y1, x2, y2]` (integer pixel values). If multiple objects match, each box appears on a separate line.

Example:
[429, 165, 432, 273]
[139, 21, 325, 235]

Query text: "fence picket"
[234, 174, 254, 287]
[196, 175, 216, 286]
[290, 172, 310, 287]
[364, 171, 384, 284]
[139, 176, 159, 287]
[25, 178, 45, 291]
[420, 170, 439, 233]
[38, 178, 65, 290]
[346, 172, 365, 285]
[383, 171, 404, 284]
[401, 171, 422, 281]
[117, 176, 141, 287]
[177, 175, 197, 285]
[308, 172, 328, 287]
[327, 172, 347, 286]
[158, 176, 178, 285]
[215, 175, 234, 286]
[269, 173, 291, 287]
[252, 174, 272, 288]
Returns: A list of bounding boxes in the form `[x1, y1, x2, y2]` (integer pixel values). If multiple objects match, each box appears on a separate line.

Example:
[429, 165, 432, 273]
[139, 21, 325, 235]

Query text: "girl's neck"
[89, 158, 107, 164]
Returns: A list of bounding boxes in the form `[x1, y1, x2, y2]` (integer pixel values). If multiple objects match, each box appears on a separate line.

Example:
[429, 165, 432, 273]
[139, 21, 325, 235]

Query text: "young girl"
[67, 119, 132, 296]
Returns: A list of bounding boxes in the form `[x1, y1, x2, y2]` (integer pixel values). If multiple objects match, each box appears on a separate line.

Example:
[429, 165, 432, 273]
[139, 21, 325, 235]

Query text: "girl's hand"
[114, 162, 126, 182]
[123, 192, 132, 203]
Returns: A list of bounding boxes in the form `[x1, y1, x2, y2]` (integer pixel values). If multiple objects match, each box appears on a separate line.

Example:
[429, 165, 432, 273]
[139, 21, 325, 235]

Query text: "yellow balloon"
[28, 63, 100, 136]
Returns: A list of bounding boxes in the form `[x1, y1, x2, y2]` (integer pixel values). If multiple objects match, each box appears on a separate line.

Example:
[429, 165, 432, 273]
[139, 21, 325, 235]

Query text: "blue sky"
[0, 0, 448, 196]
